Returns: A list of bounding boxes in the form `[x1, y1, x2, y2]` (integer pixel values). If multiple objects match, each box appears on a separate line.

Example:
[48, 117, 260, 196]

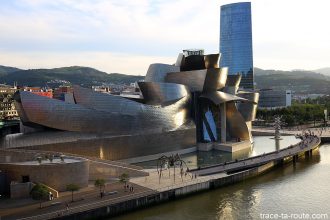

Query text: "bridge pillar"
[305, 151, 310, 157]
[220, 103, 226, 144]
[293, 154, 298, 163]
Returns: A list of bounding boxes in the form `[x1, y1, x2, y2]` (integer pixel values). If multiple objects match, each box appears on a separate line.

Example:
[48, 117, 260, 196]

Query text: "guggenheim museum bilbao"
[2, 51, 259, 161]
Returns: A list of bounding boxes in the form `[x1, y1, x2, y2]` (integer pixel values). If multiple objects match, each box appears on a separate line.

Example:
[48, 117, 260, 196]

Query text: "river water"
[114, 138, 330, 220]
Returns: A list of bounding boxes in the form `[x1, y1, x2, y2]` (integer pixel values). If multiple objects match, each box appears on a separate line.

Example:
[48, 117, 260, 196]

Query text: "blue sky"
[0, 0, 329, 75]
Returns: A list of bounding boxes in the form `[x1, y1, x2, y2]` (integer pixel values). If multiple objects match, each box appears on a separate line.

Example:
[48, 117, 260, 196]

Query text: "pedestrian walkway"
[0, 182, 153, 220]
[191, 135, 320, 176]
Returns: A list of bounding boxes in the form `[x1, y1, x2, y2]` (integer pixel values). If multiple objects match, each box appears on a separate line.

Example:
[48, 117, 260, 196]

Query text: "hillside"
[0, 65, 22, 76]
[313, 67, 330, 77]
[254, 68, 330, 94]
[0, 66, 144, 87]
[0, 65, 329, 94]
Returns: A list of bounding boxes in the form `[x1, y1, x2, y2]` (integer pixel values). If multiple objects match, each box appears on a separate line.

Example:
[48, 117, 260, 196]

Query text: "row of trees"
[30, 173, 130, 208]
[256, 104, 326, 126]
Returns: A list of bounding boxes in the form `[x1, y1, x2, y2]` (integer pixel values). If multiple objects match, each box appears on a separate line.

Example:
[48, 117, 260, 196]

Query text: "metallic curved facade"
[200, 91, 246, 105]
[145, 63, 179, 83]
[226, 102, 250, 141]
[203, 68, 228, 92]
[13, 51, 259, 160]
[237, 92, 259, 122]
[16, 87, 191, 135]
[165, 68, 228, 92]
[204, 54, 220, 69]
[138, 82, 188, 105]
[223, 74, 242, 95]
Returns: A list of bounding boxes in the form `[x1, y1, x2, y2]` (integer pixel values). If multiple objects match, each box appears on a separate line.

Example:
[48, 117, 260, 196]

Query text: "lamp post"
[324, 109, 328, 127]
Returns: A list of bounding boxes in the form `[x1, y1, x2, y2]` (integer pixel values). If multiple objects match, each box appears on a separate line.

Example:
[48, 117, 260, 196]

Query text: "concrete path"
[0, 182, 153, 220]
[130, 168, 227, 192]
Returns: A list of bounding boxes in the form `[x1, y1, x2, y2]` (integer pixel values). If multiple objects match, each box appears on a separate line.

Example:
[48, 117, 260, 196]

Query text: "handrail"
[191, 136, 320, 175]
[14, 136, 321, 220]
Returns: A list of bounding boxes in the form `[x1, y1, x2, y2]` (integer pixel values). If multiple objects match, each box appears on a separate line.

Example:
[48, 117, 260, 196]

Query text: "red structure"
[23, 87, 53, 98]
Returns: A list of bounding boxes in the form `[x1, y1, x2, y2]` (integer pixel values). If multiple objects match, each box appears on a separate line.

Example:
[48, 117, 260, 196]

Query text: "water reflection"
[114, 145, 329, 220]
[136, 136, 300, 169]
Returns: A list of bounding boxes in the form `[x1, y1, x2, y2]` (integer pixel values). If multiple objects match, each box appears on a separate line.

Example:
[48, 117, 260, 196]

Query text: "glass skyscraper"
[220, 2, 254, 89]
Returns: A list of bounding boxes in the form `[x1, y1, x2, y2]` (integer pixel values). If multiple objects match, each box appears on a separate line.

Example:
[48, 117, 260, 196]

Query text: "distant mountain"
[0, 66, 144, 87]
[254, 68, 330, 94]
[0, 65, 22, 76]
[313, 67, 330, 76]
[0, 64, 329, 94]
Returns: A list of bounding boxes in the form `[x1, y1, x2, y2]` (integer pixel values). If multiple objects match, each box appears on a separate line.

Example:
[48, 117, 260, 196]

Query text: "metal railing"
[14, 136, 321, 220]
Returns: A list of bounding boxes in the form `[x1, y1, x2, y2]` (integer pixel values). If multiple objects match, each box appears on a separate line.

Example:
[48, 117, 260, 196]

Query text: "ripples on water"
[114, 139, 330, 220]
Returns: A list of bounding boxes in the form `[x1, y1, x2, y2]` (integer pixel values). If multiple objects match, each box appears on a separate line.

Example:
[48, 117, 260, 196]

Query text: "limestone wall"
[0, 159, 89, 191]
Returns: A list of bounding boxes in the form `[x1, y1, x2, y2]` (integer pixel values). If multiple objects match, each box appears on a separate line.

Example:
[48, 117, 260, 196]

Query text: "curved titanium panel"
[138, 82, 188, 105]
[237, 92, 259, 121]
[200, 91, 247, 105]
[165, 68, 228, 92]
[73, 86, 191, 132]
[223, 74, 242, 95]
[204, 54, 220, 69]
[238, 91, 259, 104]
[165, 69, 207, 92]
[175, 53, 184, 67]
[18, 88, 191, 135]
[145, 64, 180, 83]
[203, 68, 228, 92]
[226, 102, 250, 141]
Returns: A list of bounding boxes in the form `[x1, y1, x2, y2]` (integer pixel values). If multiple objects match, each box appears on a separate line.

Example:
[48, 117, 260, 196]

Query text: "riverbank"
[12, 135, 321, 220]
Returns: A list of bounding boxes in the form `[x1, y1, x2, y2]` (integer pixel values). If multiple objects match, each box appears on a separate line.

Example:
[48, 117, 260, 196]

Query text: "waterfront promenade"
[191, 135, 320, 176]
[0, 134, 322, 220]
[0, 182, 154, 220]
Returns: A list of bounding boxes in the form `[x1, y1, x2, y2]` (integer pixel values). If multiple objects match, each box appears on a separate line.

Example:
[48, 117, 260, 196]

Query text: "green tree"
[119, 173, 130, 187]
[66, 184, 80, 202]
[30, 184, 49, 208]
[94, 179, 106, 197]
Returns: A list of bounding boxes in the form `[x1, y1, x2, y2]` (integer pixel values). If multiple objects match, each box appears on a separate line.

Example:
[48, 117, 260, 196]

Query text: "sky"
[0, 0, 329, 75]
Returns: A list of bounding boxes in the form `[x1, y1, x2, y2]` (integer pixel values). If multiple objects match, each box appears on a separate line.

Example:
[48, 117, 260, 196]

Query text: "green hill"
[254, 68, 330, 94]
[0, 65, 22, 76]
[0, 66, 144, 87]
[0, 65, 329, 94]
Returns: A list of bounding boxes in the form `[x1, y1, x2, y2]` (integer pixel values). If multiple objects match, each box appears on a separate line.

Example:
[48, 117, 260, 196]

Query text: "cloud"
[0, 0, 219, 54]
[0, 0, 329, 73]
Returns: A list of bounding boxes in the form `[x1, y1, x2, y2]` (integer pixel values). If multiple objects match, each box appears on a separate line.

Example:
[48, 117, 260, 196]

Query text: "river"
[113, 138, 330, 220]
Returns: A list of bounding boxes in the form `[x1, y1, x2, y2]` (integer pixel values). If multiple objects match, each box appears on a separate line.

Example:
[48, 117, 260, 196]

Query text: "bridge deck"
[192, 136, 321, 176]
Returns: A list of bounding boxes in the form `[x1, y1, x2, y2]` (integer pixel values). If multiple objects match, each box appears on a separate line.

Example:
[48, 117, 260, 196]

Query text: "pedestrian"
[66, 202, 69, 211]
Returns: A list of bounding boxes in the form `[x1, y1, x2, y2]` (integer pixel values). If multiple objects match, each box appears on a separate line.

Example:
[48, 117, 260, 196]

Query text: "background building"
[258, 89, 292, 109]
[220, 2, 254, 90]
[0, 84, 18, 120]
[183, 49, 204, 57]
[23, 87, 53, 98]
